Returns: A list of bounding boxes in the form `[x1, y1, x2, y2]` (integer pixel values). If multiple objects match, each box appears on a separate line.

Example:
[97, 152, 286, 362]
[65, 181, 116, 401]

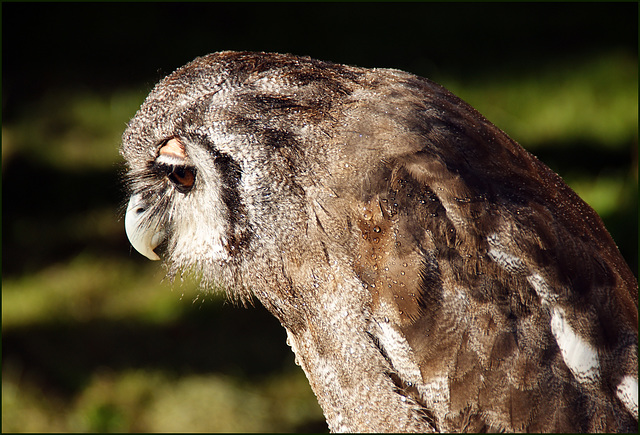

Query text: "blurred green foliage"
[2, 2, 637, 433]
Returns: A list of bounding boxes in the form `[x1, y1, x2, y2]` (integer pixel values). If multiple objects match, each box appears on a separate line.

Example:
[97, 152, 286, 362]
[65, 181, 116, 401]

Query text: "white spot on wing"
[486, 233, 528, 274]
[616, 375, 638, 419]
[376, 320, 423, 386]
[550, 306, 600, 384]
[527, 272, 558, 305]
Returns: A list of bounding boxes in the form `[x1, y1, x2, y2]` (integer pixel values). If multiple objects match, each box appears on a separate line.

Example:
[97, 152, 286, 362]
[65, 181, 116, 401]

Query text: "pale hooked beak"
[125, 193, 165, 260]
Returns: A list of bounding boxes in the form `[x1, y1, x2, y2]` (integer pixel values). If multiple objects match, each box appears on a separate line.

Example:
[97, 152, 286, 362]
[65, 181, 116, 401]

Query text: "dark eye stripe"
[213, 153, 243, 223]
[207, 147, 250, 254]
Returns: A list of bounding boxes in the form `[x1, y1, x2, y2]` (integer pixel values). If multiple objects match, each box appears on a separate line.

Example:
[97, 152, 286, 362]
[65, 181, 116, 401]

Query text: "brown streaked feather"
[342, 72, 637, 430]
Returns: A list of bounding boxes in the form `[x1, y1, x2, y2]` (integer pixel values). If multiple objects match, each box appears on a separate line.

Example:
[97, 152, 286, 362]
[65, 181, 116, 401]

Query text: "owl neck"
[260, 273, 435, 432]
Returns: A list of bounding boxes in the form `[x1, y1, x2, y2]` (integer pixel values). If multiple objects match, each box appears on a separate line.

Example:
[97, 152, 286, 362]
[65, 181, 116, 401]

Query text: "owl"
[121, 51, 637, 432]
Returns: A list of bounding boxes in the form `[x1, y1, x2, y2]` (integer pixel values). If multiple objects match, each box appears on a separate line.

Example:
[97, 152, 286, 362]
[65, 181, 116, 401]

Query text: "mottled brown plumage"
[122, 51, 638, 432]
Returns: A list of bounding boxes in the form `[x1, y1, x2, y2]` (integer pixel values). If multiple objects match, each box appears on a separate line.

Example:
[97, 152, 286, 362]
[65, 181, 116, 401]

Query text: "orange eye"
[171, 166, 194, 187]
[155, 138, 195, 193]
[167, 166, 196, 193]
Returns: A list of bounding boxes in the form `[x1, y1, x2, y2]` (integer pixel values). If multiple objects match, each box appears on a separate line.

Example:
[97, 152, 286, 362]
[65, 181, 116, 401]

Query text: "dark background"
[3, 2, 637, 114]
[3, 2, 637, 432]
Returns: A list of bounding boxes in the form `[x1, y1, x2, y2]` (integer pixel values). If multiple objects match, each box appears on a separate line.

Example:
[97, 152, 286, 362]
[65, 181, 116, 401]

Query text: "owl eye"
[155, 138, 196, 193]
[167, 165, 196, 193]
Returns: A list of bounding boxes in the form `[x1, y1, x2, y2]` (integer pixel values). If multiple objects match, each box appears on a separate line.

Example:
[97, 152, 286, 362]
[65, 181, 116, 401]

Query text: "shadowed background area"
[2, 2, 637, 432]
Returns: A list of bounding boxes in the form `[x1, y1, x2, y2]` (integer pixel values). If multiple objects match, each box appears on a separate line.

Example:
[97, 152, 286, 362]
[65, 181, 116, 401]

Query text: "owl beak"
[125, 193, 165, 261]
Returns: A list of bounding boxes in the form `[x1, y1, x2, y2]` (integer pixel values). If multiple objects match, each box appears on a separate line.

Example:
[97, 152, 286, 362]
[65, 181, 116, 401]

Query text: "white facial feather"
[169, 161, 231, 268]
